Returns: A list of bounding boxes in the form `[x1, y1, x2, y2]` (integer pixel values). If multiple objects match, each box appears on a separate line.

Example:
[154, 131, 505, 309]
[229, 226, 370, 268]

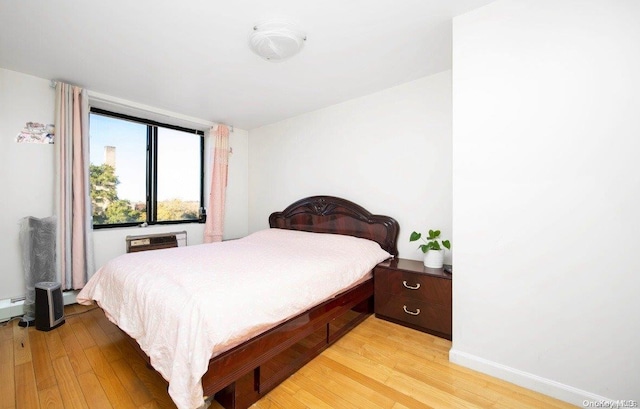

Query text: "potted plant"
[410, 229, 451, 268]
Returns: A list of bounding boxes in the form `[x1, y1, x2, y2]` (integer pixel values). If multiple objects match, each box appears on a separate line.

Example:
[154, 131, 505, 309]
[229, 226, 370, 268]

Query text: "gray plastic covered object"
[19, 216, 56, 322]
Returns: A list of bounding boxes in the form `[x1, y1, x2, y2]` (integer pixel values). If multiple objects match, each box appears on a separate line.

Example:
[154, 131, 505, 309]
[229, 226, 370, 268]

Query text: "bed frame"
[131, 195, 399, 409]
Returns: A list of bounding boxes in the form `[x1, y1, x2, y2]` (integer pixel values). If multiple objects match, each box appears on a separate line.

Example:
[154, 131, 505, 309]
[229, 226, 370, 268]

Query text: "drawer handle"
[403, 305, 421, 316]
[402, 281, 420, 290]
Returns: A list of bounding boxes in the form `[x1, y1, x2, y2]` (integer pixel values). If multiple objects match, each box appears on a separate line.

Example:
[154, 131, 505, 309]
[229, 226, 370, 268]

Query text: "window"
[89, 108, 204, 228]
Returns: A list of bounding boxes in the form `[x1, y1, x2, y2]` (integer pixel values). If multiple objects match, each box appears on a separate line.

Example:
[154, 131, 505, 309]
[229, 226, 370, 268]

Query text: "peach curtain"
[204, 124, 230, 243]
[55, 83, 94, 289]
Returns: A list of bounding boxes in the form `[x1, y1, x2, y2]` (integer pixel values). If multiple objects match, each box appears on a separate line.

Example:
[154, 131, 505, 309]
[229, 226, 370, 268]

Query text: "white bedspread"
[77, 228, 390, 409]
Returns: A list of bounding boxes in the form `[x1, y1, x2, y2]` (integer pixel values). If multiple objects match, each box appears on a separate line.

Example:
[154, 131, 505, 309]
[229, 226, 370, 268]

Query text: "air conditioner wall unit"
[126, 231, 187, 253]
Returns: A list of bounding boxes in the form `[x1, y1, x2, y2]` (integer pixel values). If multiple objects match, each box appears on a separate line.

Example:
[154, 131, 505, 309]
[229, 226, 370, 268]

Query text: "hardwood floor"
[0, 304, 576, 409]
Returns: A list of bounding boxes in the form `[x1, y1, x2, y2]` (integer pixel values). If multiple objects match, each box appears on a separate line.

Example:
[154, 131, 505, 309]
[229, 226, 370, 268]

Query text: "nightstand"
[374, 258, 452, 340]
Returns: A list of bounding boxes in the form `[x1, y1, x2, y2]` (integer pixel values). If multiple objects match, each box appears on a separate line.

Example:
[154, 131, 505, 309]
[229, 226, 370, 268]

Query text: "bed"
[77, 195, 399, 409]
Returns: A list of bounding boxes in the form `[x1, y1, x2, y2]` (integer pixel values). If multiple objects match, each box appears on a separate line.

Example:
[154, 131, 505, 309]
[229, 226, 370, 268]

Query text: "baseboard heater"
[0, 291, 77, 323]
[126, 231, 187, 253]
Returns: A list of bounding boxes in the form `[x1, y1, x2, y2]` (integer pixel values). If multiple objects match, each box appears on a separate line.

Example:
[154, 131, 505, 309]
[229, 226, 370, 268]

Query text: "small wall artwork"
[16, 122, 55, 144]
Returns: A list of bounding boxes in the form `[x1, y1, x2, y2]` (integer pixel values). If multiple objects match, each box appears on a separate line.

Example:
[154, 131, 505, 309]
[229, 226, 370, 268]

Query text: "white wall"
[0, 67, 250, 298]
[0, 68, 56, 300]
[248, 71, 452, 261]
[451, 0, 640, 404]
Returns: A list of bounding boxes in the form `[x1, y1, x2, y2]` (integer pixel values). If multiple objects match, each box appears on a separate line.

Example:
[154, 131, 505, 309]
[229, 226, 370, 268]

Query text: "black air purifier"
[35, 282, 65, 331]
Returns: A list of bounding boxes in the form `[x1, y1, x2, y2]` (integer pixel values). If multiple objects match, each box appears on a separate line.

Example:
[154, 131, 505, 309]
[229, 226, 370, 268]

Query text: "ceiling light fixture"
[249, 20, 306, 62]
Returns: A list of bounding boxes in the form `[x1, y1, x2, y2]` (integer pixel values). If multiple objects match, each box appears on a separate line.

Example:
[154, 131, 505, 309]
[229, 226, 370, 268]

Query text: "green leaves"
[410, 229, 451, 253]
[427, 229, 441, 240]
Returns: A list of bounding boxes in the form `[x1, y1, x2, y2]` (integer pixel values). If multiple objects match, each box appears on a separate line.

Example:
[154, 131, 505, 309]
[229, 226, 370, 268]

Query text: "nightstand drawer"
[375, 268, 451, 305]
[375, 293, 452, 335]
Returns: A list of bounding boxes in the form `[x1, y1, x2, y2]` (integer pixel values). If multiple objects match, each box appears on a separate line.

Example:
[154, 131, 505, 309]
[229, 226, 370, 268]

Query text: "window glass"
[89, 114, 147, 225]
[156, 128, 201, 222]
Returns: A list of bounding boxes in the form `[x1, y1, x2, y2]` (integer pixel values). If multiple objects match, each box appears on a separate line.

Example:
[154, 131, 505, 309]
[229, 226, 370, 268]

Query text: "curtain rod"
[50, 80, 233, 132]
[88, 90, 218, 128]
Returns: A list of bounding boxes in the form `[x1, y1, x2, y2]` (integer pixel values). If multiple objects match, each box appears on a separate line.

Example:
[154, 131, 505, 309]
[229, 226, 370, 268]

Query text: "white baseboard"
[449, 348, 612, 407]
[0, 291, 78, 323]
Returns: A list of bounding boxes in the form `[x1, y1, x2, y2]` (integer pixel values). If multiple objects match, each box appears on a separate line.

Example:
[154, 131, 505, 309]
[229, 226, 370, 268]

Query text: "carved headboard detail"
[269, 195, 399, 257]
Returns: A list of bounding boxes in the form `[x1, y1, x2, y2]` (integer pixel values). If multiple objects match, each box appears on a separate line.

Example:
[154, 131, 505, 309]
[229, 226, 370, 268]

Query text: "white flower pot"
[423, 250, 444, 268]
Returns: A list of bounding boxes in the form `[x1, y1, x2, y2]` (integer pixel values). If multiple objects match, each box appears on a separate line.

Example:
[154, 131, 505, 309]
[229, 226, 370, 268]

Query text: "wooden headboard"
[269, 195, 399, 257]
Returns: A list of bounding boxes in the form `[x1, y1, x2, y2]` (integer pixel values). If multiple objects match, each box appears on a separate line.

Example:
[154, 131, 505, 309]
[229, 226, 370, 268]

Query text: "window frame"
[90, 107, 205, 229]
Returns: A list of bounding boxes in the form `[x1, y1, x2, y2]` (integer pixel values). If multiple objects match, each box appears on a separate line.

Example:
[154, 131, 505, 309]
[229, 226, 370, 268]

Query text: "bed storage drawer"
[328, 296, 371, 342]
[259, 325, 327, 392]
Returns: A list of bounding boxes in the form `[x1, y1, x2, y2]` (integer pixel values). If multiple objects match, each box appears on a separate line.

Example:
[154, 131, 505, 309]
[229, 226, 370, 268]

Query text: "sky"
[89, 113, 200, 203]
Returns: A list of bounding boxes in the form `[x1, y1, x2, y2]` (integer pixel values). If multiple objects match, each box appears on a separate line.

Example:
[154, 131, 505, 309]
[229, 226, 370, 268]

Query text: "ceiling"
[0, 0, 494, 130]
